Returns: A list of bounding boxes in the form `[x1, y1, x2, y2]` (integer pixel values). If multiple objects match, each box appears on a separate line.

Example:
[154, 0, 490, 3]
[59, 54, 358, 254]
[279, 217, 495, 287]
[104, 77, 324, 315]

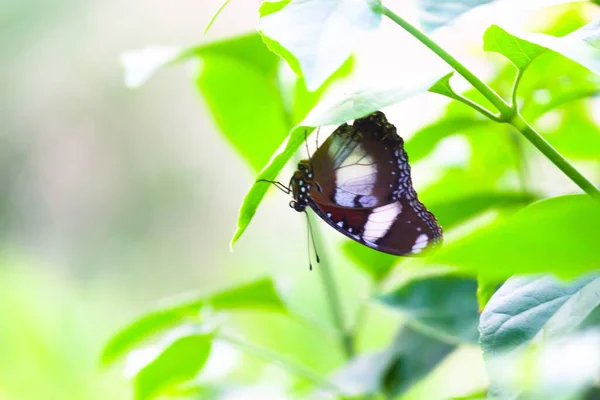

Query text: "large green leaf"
[489, 20, 600, 76]
[417, 0, 496, 33]
[332, 326, 454, 397]
[428, 192, 536, 231]
[430, 195, 600, 279]
[122, 34, 287, 171]
[258, 0, 382, 90]
[379, 276, 480, 343]
[483, 25, 546, 70]
[102, 278, 286, 366]
[486, 330, 600, 400]
[231, 76, 443, 247]
[480, 274, 600, 354]
[134, 331, 213, 400]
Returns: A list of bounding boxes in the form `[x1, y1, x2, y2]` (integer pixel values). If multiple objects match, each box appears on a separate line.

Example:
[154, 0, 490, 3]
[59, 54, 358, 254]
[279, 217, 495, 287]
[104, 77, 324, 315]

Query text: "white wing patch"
[362, 202, 403, 243]
[333, 144, 378, 207]
[411, 234, 429, 254]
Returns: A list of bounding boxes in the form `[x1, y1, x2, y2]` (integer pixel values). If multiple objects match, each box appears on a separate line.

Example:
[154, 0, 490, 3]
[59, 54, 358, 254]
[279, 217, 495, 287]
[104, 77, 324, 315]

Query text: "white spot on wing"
[358, 196, 378, 207]
[362, 202, 403, 243]
[411, 234, 429, 254]
[334, 189, 357, 207]
[337, 221, 344, 228]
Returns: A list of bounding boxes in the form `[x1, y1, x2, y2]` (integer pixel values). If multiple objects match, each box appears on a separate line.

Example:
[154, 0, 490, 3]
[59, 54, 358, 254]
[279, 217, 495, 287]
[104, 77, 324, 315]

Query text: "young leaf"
[207, 277, 287, 312]
[417, 0, 496, 33]
[379, 276, 480, 343]
[134, 332, 213, 400]
[483, 25, 546, 70]
[429, 72, 459, 99]
[231, 75, 443, 247]
[480, 274, 600, 354]
[259, 0, 382, 90]
[490, 21, 600, 76]
[430, 195, 600, 279]
[102, 278, 286, 366]
[332, 326, 454, 397]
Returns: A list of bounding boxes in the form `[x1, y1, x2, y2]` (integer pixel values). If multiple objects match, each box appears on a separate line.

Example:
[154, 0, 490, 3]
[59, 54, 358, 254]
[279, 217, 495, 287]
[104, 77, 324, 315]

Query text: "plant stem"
[218, 331, 342, 394]
[511, 68, 525, 109]
[381, 6, 515, 120]
[308, 212, 355, 359]
[450, 92, 504, 123]
[510, 113, 600, 198]
[382, 5, 600, 198]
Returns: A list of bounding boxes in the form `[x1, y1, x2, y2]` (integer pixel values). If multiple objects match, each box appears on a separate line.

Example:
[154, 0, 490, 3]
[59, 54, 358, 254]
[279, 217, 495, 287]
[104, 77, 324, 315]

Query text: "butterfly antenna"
[316, 126, 321, 149]
[304, 130, 313, 166]
[304, 211, 320, 271]
[257, 179, 291, 194]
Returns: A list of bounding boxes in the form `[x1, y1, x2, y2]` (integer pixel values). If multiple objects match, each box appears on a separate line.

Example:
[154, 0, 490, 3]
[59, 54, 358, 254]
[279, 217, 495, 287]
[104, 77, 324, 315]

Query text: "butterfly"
[264, 111, 442, 257]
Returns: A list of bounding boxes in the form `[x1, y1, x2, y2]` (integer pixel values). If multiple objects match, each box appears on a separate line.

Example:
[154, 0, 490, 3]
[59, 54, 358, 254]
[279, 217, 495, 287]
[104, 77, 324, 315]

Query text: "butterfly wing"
[308, 112, 408, 209]
[307, 111, 442, 255]
[308, 197, 441, 255]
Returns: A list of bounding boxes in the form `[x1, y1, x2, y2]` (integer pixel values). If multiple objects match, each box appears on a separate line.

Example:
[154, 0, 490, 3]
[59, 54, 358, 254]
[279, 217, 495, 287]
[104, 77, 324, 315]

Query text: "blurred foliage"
[3, 0, 595, 399]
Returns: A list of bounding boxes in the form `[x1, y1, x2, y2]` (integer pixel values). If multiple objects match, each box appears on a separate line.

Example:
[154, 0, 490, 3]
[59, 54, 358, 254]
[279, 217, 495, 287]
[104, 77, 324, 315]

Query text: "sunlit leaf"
[491, 21, 600, 76]
[431, 195, 600, 279]
[428, 192, 537, 230]
[231, 76, 442, 247]
[480, 274, 600, 354]
[258, 0, 382, 90]
[134, 331, 213, 400]
[332, 326, 454, 397]
[195, 35, 288, 171]
[486, 330, 600, 400]
[207, 277, 287, 312]
[417, 0, 496, 33]
[102, 278, 285, 365]
[379, 276, 480, 343]
[483, 25, 546, 70]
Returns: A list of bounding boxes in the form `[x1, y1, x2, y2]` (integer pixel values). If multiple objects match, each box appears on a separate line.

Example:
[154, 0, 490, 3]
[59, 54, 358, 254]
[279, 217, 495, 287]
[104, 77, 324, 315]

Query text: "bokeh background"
[2, 0, 599, 399]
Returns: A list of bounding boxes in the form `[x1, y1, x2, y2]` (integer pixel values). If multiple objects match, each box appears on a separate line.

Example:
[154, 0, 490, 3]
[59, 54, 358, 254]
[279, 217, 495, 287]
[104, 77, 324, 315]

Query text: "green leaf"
[379, 276, 480, 343]
[332, 326, 454, 397]
[342, 241, 397, 282]
[258, 0, 382, 90]
[492, 21, 600, 76]
[102, 278, 285, 366]
[207, 277, 287, 312]
[428, 192, 537, 231]
[121, 34, 286, 172]
[102, 302, 204, 367]
[134, 331, 213, 400]
[417, 0, 496, 33]
[480, 274, 600, 354]
[483, 25, 546, 70]
[429, 72, 459, 99]
[476, 275, 502, 312]
[430, 195, 600, 279]
[231, 76, 442, 247]
[195, 36, 288, 171]
[486, 330, 600, 400]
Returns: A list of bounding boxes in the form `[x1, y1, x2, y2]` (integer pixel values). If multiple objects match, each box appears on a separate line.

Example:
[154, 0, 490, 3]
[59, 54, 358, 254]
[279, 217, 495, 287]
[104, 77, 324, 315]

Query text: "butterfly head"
[289, 159, 315, 213]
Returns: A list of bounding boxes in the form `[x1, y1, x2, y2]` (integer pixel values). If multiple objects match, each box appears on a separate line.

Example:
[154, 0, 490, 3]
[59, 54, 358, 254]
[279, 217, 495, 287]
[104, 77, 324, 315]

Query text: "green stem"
[218, 332, 342, 394]
[510, 113, 600, 198]
[383, 5, 600, 198]
[450, 92, 504, 123]
[308, 213, 355, 359]
[511, 68, 525, 109]
[381, 6, 515, 120]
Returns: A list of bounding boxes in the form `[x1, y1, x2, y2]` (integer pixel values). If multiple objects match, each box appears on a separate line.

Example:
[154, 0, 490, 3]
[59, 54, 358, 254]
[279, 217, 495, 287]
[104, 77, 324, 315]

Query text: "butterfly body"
[289, 111, 442, 256]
